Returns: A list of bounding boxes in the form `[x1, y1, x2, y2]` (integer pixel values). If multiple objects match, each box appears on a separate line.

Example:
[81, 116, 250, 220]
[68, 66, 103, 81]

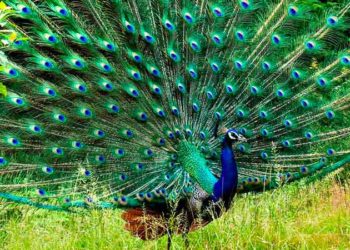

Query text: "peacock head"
[225, 128, 247, 143]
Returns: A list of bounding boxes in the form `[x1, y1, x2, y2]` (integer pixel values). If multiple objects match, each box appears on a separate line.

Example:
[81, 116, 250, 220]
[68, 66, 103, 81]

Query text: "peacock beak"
[238, 135, 247, 142]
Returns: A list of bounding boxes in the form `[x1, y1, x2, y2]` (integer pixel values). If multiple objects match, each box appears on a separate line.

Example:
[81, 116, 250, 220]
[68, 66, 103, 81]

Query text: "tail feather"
[0, 0, 349, 210]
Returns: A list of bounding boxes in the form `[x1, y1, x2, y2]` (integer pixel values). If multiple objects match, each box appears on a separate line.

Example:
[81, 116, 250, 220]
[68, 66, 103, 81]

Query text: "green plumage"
[0, 0, 349, 212]
[178, 141, 217, 194]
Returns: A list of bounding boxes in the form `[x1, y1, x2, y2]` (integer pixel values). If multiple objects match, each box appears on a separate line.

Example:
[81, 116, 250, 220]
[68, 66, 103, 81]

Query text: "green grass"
[0, 170, 350, 250]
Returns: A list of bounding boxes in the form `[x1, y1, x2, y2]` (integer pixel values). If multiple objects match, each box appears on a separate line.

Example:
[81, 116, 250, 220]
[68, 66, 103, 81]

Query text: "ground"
[0, 170, 349, 250]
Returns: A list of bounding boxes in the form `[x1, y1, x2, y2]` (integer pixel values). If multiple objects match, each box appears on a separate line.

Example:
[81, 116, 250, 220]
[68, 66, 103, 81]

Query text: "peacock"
[0, 0, 350, 248]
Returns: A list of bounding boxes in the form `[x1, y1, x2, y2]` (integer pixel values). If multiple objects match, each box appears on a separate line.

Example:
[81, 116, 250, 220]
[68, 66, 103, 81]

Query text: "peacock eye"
[228, 131, 239, 140]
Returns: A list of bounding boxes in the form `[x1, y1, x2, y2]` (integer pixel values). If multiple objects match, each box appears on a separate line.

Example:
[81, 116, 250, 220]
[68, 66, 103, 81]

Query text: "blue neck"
[212, 138, 238, 204]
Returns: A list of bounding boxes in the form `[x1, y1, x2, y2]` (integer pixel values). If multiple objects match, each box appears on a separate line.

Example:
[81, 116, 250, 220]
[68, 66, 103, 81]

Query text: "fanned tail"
[0, 0, 349, 211]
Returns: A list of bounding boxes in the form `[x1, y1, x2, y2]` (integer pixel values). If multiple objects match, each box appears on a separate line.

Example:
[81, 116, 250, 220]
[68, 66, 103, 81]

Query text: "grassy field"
[0, 170, 349, 250]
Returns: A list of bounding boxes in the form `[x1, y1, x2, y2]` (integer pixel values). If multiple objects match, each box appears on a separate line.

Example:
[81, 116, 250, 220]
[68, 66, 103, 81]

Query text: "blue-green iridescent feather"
[0, 0, 349, 212]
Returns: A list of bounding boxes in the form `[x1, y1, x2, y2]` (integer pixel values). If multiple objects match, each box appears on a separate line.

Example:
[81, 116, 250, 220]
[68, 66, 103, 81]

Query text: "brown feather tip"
[121, 208, 167, 240]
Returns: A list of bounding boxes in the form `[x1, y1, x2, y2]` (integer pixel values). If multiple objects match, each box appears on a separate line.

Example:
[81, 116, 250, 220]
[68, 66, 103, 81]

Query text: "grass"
[0, 170, 349, 250]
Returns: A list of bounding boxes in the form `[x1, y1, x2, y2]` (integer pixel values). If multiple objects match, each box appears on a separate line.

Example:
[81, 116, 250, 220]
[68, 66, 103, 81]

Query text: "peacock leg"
[167, 228, 172, 250]
[182, 232, 190, 249]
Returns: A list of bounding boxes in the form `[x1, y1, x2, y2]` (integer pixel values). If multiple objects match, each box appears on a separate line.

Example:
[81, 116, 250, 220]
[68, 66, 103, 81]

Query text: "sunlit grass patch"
[0, 170, 349, 250]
